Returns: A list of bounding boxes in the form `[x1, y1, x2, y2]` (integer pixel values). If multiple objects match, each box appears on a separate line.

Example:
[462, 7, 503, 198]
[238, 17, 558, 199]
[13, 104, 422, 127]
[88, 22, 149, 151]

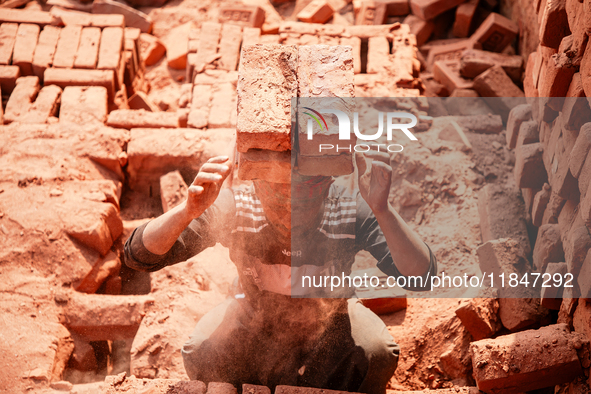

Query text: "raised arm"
[355, 152, 431, 277]
[141, 156, 232, 255]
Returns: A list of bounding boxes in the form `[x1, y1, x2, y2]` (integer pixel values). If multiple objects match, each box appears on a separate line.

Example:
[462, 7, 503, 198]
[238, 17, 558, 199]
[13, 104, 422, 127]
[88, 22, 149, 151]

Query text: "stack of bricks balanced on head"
[235, 44, 355, 183]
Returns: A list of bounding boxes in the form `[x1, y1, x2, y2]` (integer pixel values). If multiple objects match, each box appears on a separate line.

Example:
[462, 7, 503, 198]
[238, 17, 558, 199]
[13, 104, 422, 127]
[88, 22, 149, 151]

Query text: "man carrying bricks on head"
[124, 152, 436, 394]
[124, 44, 436, 394]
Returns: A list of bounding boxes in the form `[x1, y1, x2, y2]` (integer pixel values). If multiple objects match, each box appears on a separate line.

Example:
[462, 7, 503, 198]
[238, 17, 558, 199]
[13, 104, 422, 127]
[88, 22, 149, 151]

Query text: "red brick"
[477, 184, 532, 255]
[92, 0, 152, 33]
[0, 9, 59, 26]
[138, 33, 165, 67]
[460, 48, 523, 82]
[455, 297, 501, 340]
[533, 223, 564, 271]
[470, 12, 518, 53]
[355, 1, 386, 25]
[187, 84, 212, 129]
[31, 25, 60, 79]
[538, 48, 577, 99]
[403, 15, 433, 46]
[72, 27, 101, 70]
[62, 292, 152, 341]
[0, 23, 18, 65]
[583, 183, 591, 226]
[375, 0, 410, 15]
[532, 183, 551, 227]
[236, 45, 297, 153]
[128, 91, 159, 112]
[473, 65, 524, 119]
[539, 0, 570, 49]
[97, 27, 123, 88]
[44, 68, 116, 99]
[524, 52, 538, 98]
[165, 22, 191, 70]
[219, 5, 265, 28]
[237, 149, 291, 183]
[53, 25, 82, 69]
[409, 0, 465, 21]
[367, 36, 390, 74]
[12, 23, 39, 76]
[573, 298, 591, 342]
[562, 73, 591, 131]
[0, 65, 20, 94]
[540, 262, 568, 310]
[579, 151, 591, 199]
[107, 109, 180, 129]
[218, 24, 242, 72]
[76, 250, 121, 294]
[59, 86, 108, 125]
[298, 0, 335, 24]
[516, 120, 539, 149]
[208, 82, 236, 128]
[49, 7, 125, 28]
[552, 138, 580, 202]
[159, 170, 188, 213]
[242, 27, 261, 46]
[433, 60, 473, 93]
[542, 191, 566, 225]
[514, 143, 547, 189]
[426, 39, 472, 70]
[344, 23, 401, 38]
[195, 22, 221, 74]
[505, 104, 532, 149]
[470, 324, 585, 393]
[17, 84, 61, 124]
[297, 45, 354, 158]
[563, 223, 591, 278]
[452, 0, 478, 38]
[499, 296, 549, 331]
[3, 75, 39, 123]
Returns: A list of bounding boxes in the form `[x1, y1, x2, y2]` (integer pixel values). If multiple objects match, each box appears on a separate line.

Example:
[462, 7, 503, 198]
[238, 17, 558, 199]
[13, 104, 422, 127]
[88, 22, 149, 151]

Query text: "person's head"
[254, 172, 333, 238]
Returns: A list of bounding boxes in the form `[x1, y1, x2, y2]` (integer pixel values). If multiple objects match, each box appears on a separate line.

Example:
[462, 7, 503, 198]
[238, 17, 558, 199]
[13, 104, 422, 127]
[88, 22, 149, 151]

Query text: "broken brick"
[532, 183, 551, 227]
[355, 1, 386, 25]
[0, 65, 20, 94]
[516, 120, 539, 149]
[165, 22, 191, 70]
[219, 5, 265, 28]
[3, 75, 39, 124]
[207, 382, 238, 394]
[426, 39, 472, 71]
[12, 23, 40, 76]
[433, 60, 473, 94]
[238, 149, 291, 183]
[460, 48, 523, 82]
[218, 24, 242, 72]
[470, 324, 585, 393]
[76, 250, 121, 294]
[59, 86, 108, 125]
[128, 91, 159, 112]
[62, 292, 153, 341]
[298, 0, 335, 24]
[17, 84, 61, 124]
[340, 36, 362, 73]
[538, 47, 577, 99]
[455, 297, 501, 340]
[403, 15, 434, 47]
[514, 142, 547, 189]
[53, 25, 82, 69]
[139, 33, 165, 66]
[243, 384, 271, 394]
[0, 23, 18, 65]
[195, 22, 221, 74]
[236, 45, 297, 153]
[160, 170, 188, 213]
[32, 25, 60, 79]
[473, 65, 525, 121]
[470, 12, 518, 53]
[452, 0, 478, 38]
[505, 104, 532, 149]
[74, 27, 101, 69]
[539, 0, 570, 49]
[533, 224, 565, 272]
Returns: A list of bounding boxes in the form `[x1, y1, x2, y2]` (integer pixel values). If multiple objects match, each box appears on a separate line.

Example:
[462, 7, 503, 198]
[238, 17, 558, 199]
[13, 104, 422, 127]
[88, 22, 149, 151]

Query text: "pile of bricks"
[0, 8, 147, 125]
